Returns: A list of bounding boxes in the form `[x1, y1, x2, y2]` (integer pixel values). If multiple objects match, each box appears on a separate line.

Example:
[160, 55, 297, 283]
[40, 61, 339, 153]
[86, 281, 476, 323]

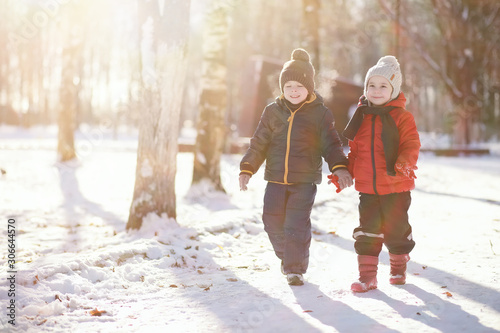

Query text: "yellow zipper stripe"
[284, 110, 295, 184]
[283, 94, 316, 184]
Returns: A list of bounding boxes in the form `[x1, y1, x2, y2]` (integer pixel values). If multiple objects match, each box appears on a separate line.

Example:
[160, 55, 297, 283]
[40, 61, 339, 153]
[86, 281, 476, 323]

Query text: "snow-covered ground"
[0, 127, 499, 332]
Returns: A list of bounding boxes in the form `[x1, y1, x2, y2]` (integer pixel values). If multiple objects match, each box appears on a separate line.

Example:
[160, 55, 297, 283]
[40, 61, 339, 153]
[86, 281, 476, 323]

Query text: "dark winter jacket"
[345, 93, 420, 195]
[240, 93, 347, 185]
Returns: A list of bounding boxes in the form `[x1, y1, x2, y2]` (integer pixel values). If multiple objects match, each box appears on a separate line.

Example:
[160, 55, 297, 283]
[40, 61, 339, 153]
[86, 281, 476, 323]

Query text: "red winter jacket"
[347, 93, 420, 195]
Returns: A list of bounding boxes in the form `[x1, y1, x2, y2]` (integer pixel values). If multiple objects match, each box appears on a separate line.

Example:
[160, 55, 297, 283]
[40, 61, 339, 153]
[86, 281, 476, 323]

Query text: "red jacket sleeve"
[347, 139, 358, 179]
[396, 111, 420, 167]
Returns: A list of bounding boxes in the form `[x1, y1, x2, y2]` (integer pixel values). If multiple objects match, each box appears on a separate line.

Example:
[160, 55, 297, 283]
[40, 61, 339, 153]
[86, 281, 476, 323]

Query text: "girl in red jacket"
[343, 56, 420, 292]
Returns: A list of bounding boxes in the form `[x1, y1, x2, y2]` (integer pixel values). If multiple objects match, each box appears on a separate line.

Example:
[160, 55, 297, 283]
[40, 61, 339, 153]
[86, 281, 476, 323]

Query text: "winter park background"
[1, 126, 500, 333]
[1, 0, 500, 332]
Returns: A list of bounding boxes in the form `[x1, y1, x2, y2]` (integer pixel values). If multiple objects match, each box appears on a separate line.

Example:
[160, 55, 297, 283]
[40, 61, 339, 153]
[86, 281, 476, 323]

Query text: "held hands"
[239, 174, 251, 191]
[327, 169, 353, 193]
[395, 162, 417, 180]
[327, 174, 342, 193]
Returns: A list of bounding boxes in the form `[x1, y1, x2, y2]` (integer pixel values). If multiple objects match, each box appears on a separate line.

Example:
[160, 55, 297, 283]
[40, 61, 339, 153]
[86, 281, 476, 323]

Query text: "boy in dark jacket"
[239, 48, 352, 286]
[343, 56, 421, 292]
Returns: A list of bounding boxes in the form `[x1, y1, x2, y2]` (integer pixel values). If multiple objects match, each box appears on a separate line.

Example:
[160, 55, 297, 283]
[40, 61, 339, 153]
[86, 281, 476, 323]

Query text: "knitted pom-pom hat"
[279, 48, 315, 94]
[364, 55, 402, 100]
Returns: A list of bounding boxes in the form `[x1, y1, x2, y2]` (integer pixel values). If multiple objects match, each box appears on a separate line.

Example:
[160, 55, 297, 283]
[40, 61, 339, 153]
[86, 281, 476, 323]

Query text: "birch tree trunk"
[192, 0, 229, 192]
[301, 0, 321, 71]
[127, 0, 191, 230]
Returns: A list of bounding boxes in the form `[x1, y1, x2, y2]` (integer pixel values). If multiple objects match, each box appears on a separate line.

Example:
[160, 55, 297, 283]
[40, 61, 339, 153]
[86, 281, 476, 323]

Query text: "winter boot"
[351, 255, 378, 292]
[287, 274, 304, 286]
[389, 253, 410, 285]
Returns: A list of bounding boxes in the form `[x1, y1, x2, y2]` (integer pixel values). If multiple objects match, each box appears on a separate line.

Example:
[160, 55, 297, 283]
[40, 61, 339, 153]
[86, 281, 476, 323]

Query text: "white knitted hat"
[364, 55, 402, 100]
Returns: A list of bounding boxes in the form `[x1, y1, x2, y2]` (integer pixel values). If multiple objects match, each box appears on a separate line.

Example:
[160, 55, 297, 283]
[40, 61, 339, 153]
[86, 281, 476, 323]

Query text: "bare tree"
[127, 0, 191, 230]
[378, 0, 500, 144]
[192, 0, 230, 192]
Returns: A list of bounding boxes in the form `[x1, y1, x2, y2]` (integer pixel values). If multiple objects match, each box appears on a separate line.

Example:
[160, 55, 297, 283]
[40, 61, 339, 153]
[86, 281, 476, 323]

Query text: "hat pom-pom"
[291, 48, 310, 62]
[377, 55, 399, 68]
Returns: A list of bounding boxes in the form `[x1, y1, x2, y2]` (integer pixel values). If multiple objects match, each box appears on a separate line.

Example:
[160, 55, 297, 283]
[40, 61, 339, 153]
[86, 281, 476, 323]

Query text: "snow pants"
[262, 182, 316, 274]
[353, 192, 415, 256]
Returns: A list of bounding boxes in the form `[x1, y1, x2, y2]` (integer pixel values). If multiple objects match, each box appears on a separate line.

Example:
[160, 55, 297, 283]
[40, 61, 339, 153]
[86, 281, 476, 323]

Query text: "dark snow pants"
[262, 182, 317, 274]
[353, 191, 415, 256]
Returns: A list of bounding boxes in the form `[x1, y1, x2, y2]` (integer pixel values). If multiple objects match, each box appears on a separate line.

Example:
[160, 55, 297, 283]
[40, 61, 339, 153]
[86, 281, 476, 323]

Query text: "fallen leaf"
[169, 284, 178, 288]
[37, 319, 47, 326]
[416, 312, 421, 315]
[197, 270, 203, 274]
[90, 308, 107, 316]
[413, 273, 420, 275]
[443, 292, 453, 297]
[422, 266, 428, 269]
[198, 284, 213, 290]
[329, 231, 337, 235]
[227, 278, 238, 282]
[441, 285, 447, 288]
[55, 295, 62, 302]
[312, 230, 322, 235]
[303, 310, 313, 313]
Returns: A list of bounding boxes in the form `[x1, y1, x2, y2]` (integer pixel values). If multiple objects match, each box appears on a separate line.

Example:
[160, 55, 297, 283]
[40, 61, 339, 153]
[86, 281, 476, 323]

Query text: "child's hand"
[328, 169, 353, 192]
[239, 174, 251, 191]
[334, 168, 353, 190]
[327, 174, 342, 193]
[395, 162, 417, 180]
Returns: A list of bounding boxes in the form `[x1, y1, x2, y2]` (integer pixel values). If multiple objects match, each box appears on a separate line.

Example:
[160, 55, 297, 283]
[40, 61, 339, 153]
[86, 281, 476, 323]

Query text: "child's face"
[366, 76, 393, 106]
[283, 81, 308, 105]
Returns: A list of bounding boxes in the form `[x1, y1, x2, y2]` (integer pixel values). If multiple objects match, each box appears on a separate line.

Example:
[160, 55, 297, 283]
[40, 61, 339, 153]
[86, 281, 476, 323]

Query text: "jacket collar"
[378, 92, 406, 109]
[276, 92, 320, 110]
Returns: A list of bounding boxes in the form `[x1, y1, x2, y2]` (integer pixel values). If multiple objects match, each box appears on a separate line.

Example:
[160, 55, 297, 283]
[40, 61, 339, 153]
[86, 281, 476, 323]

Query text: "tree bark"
[127, 0, 191, 230]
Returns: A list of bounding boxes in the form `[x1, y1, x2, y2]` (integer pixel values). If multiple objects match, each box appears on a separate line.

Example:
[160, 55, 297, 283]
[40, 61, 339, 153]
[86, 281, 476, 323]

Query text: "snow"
[1, 127, 500, 332]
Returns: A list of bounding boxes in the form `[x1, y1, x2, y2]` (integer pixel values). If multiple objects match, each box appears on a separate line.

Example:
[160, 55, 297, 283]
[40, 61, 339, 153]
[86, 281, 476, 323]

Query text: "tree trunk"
[127, 0, 191, 230]
[192, 0, 229, 192]
[57, 34, 80, 161]
[301, 0, 321, 71]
